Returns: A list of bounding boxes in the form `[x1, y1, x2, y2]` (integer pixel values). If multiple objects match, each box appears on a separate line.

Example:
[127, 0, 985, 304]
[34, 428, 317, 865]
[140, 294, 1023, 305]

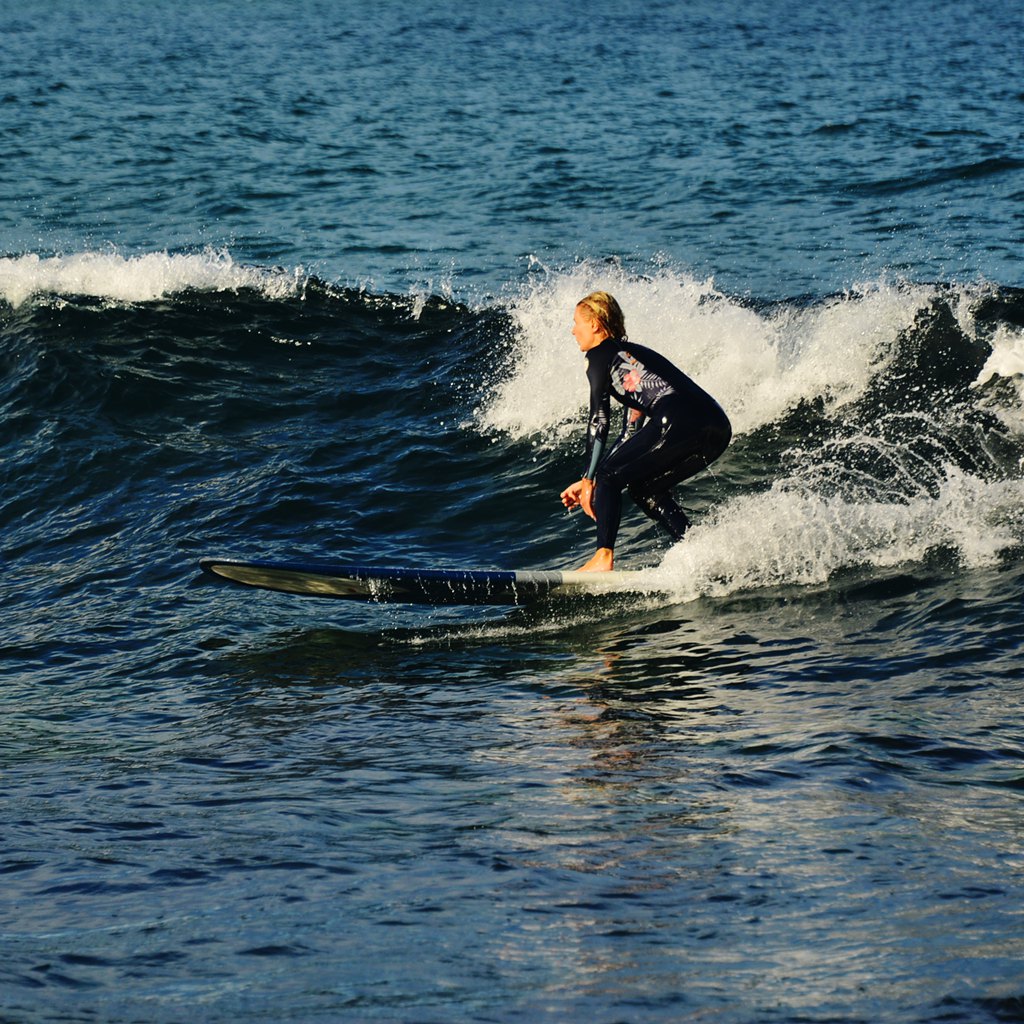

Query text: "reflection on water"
[5, 564, 1021, 1021]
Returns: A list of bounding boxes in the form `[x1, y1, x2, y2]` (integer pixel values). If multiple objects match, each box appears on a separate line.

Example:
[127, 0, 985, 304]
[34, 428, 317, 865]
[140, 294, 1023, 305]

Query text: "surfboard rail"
[199, 557, 651, 605]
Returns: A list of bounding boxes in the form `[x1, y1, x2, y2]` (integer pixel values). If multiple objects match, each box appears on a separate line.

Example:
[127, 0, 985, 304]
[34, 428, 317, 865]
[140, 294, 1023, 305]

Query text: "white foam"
[975, 321, 1024, 432]
[0, 249, 305, 308]
[479, 263, 1024, 601]
[642, 468, 1024, 603]
[480, 264, 938, 440]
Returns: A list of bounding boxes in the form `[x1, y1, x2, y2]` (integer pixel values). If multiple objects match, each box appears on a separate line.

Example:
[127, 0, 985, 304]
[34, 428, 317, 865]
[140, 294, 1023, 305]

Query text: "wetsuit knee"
[628, 485, 692, 540]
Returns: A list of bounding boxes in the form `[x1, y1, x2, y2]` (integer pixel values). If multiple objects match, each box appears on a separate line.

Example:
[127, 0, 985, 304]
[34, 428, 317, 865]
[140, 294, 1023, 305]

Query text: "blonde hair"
[577, 291, 626, 341]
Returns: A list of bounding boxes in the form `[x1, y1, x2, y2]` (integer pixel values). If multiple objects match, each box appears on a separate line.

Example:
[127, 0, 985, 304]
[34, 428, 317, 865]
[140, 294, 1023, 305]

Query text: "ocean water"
[2, 1, 1024, 1022]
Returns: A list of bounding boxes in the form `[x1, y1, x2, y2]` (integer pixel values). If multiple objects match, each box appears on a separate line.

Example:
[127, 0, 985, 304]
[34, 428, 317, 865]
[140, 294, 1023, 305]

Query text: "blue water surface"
[2, 0, 1021, 298]
[2, 2, 1024, 1022]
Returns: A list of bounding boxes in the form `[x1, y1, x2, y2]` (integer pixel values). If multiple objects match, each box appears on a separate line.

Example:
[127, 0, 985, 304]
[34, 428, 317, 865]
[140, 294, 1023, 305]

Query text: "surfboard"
[199, 557, 657, 606]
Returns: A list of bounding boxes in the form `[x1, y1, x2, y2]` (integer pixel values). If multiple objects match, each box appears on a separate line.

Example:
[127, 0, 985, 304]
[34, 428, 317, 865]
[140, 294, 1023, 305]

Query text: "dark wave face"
[3, 253, 1023, 616]
[1, 270, 518, 584]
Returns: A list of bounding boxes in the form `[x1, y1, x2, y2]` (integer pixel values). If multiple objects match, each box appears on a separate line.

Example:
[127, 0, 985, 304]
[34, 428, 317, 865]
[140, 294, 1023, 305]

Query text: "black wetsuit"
[582, 337, 731, 550]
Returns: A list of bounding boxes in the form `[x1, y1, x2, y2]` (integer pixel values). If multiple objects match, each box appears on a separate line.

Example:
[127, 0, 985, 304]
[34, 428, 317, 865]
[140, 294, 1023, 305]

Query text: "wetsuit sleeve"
[584, 348, 612, 479]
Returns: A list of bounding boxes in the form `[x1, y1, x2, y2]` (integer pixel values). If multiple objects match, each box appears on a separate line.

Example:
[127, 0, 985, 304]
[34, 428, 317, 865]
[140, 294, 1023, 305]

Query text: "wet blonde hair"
[577, 291, 626, 341]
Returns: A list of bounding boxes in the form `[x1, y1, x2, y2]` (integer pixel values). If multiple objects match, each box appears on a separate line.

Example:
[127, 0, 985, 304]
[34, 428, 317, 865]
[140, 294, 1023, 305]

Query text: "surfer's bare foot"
[578, 548, 614, 572]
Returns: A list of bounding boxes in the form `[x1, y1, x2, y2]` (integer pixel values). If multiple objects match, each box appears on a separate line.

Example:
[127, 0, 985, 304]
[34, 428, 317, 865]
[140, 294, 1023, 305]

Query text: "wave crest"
[653, 469, 1024, 602]
[0, 249, 306, 308]
[480, 264, 959, 439]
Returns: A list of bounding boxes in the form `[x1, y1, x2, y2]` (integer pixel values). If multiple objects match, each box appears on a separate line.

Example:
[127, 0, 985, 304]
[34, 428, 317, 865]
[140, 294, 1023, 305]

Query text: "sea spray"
[0, 249, 306, 308]
[481, 265, 938, 440]
[651, 469, 1024, 604]
[976, 320, 1024, 427]
[478, 265, 1024, 599]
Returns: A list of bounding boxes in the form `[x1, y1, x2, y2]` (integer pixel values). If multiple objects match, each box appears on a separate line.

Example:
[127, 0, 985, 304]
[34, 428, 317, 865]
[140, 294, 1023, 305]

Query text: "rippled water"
[4, 0, 1022, 297]
[2, 0, 1024, 1021]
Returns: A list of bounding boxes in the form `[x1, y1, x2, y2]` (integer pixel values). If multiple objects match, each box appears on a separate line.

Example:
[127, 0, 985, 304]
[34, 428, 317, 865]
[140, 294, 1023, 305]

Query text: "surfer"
[560, 291, 731, 572]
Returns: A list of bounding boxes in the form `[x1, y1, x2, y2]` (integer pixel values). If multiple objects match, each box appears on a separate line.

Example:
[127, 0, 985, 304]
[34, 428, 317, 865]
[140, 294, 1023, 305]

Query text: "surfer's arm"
[583, 348, 612, 477]
[560, 348, 609, 521]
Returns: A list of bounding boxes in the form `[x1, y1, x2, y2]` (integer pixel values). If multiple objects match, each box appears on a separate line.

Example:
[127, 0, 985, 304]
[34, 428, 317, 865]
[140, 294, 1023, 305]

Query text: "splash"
[644, 468, 1024, 602]
[481, 263, 959, 439]
[975, 320, 1024, 431]
[0, 249, 305, 308]
[480, 262, 1024, 601]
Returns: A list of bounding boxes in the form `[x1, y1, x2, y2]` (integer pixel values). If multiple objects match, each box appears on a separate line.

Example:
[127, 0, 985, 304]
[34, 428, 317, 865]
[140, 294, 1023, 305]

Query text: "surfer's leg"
[627, 448, 710, 538]
[628, 483, 692, 540]
[615, 419, 732, 540]
[591, 408, 731, 552]
[591, 416, 665, 551]
[592, 475, 624, 550]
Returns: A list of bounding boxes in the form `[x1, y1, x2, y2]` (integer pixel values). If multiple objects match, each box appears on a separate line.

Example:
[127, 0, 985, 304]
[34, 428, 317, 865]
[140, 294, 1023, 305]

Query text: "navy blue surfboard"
[200, 557, 656, 606]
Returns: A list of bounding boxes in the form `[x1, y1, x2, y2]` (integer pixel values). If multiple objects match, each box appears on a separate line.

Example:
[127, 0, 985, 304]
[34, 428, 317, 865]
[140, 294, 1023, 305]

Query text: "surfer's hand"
[561, 481, 582, 510]
[561, 479, 596, 520]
